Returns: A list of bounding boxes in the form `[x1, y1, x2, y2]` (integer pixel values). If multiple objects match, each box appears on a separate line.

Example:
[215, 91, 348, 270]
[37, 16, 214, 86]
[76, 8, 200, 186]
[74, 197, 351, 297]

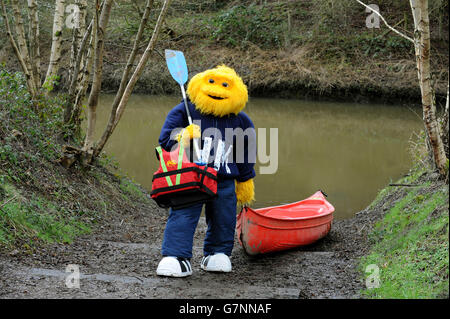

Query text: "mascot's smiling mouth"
[208, 94, 227, 100]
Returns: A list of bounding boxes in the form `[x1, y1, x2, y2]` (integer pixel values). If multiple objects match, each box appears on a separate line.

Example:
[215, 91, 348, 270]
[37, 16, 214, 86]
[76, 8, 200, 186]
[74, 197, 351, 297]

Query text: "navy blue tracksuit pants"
[161, 179, 237, 259]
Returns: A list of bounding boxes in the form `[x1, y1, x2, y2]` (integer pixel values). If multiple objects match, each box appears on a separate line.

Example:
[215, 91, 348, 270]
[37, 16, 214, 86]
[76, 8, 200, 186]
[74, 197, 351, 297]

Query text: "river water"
[94, 95, 423, 219]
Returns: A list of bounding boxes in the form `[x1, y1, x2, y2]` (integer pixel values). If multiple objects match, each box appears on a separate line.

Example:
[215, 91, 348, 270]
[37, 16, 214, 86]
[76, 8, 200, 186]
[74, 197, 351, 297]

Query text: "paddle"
[165, 49, 201, 162]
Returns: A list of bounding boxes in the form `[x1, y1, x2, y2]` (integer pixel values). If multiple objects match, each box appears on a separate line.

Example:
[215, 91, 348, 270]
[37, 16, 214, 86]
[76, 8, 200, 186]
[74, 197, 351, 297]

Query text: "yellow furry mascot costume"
[156, 65, 256, 277]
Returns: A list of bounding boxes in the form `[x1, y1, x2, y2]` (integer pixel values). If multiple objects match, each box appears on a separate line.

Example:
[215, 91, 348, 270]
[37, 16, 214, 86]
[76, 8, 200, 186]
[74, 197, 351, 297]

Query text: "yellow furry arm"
[176, 124, 201, 146]
[235, 178, 255, 206]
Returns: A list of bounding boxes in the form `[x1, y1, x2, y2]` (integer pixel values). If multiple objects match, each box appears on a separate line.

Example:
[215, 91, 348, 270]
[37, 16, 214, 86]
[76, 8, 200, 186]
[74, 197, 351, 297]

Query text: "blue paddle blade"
[165, 49, 188, 86]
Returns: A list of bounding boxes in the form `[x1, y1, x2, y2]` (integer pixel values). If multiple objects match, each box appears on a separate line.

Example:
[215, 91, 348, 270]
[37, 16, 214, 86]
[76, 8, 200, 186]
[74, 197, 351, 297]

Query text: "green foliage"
[0, 66, 67, 162]
[42, 75, 60, 93]
[0, 144, 18, 165]
[210, 4, 285, 48]
[357, 34, 412, 58]
[171, 0, 228, 13]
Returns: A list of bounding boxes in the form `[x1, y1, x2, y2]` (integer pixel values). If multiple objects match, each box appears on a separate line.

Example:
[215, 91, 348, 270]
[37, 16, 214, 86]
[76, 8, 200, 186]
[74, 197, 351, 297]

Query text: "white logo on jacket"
[169, 123, 278, 174]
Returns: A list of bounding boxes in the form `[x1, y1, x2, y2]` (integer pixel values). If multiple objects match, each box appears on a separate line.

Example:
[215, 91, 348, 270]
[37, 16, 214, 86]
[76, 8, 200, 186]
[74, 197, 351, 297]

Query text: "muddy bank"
[0, 43, 439, 105]
[99, 68, 426, 105]
[82, 46, 430, 105]
[0, 175, 392, 299]
[60, 41, 448, 104]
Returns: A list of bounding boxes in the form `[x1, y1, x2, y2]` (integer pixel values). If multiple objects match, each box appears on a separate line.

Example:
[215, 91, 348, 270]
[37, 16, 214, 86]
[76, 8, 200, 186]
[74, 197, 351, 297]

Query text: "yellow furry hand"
[235, 179, 255, 206]
[176, 124, 201, 147]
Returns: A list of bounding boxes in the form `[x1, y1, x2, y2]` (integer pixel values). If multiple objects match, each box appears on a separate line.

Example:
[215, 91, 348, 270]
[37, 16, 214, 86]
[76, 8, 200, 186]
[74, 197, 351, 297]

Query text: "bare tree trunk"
[442, 79, 449, 158]
[68, 20, 96, 132]
[112, 0, 172, 132]
[69, 0, 87, 87]
[27, 0, 41, 89]
[58, 0, 172, 167]
[93, 0, 155, 157]
[444, 81, 449, 183]
[45, 0, 66, 88]
[64, 0, 90, 127]
[71, 28, 95, 127]
[9, 0, 38, 97]
[83, 0, 113, 157]
[0, 0, 37, 98]
[410, 0, 448, 177]
[10, 0, 31, 71]
[75, 0, 88, 84]
[64, 20, 93, 125]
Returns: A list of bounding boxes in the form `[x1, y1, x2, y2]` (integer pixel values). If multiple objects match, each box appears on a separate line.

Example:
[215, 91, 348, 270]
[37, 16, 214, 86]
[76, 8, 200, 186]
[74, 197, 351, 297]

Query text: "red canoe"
[236, 191, 335, 255]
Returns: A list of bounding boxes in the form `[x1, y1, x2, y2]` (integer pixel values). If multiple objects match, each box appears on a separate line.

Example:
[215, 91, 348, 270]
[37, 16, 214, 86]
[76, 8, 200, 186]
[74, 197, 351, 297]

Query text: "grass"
[119, 177, 148, 202]
[0, 181, 91, 247]
[368, 166, 425, 210]
[360, 167, 449, 298]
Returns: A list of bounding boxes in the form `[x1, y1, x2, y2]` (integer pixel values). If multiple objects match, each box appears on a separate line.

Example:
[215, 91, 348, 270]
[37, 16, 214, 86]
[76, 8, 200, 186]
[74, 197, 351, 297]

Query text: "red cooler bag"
[151, 143, 218, 210]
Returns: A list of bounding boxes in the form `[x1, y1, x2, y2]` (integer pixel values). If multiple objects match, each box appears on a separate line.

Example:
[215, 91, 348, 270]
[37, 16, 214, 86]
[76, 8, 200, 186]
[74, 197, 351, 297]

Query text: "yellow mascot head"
[187, 65, 248, 117]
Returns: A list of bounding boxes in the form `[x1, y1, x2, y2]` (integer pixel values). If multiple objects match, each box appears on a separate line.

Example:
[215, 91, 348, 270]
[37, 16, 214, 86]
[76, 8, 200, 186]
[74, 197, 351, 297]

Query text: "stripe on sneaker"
[186, 260, 191, 272]
[202, 255, 211, 267]
[181, 261, 188, 272]
[183, 260, 191, 272]
[177, 258, 187, 272]
[176, 257, 191, 273]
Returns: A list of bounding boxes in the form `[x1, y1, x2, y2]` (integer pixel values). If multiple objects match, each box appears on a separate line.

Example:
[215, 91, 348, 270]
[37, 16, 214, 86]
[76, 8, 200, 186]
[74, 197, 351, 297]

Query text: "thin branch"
[0, 195, 18, 209]
[355, 0, 414, 43]
[93, 0, 155, 157]
[113, 0, 172, 130]
[94, 0, 160, 156]
[380, 18, 404, 38]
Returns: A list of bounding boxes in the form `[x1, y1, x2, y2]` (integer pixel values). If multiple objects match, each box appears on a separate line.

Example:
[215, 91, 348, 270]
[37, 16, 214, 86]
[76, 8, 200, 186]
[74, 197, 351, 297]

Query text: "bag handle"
[175, 140, 185, 185]
[155, 146, 173, 187]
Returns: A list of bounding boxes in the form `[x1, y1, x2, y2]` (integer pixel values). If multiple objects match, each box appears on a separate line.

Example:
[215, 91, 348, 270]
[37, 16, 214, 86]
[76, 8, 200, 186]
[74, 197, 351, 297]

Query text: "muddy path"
[0, 198, 382, 299]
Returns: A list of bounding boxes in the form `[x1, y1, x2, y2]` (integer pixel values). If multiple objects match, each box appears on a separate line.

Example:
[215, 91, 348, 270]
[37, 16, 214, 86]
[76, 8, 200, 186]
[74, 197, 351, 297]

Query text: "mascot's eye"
[208, 79, 215, 84]
[222, 82, 229, 87]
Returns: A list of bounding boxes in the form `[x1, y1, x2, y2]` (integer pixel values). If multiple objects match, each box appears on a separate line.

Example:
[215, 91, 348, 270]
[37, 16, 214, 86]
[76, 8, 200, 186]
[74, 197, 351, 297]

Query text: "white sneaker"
[201, 253, 232, 272]
[156, 256, 192, 277]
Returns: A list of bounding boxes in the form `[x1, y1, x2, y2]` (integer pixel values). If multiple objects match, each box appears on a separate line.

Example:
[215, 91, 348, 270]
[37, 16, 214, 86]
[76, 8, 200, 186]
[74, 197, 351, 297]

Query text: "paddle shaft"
[180, 84, 201, 160]
[180, 84, 192, 124]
